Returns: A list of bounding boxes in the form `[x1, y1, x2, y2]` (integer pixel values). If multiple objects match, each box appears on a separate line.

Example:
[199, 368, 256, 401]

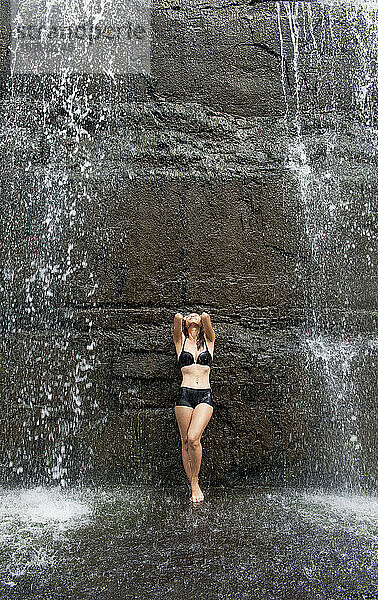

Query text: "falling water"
[277, 0, 377, 490]
[0, 1, 376, 490]
[0, 0, 151, 485]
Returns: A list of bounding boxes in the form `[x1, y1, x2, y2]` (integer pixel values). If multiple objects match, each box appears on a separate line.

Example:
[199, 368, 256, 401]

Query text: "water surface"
[1, 484, 376, 599]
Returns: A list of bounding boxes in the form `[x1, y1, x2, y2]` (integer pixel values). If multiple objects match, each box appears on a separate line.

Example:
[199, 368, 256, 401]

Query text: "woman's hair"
[183, 320, 205, 350]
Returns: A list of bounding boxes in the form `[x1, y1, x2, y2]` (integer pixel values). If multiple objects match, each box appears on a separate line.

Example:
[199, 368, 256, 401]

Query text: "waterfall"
[0, 1, 151, 485]
[0, 1, 376, 489]
[277, 0, 377, 490]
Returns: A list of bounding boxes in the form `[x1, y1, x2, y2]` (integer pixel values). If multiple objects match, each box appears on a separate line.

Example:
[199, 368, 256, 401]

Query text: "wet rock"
[0, 1, 376, 488]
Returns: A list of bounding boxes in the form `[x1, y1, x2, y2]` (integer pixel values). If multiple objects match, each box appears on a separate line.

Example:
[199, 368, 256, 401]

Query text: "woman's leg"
[187, 403, 214, 502]
[174, 405, 194, 482]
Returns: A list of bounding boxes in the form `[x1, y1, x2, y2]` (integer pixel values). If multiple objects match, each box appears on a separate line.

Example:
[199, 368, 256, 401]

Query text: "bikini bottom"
[176, 386, 215, 409]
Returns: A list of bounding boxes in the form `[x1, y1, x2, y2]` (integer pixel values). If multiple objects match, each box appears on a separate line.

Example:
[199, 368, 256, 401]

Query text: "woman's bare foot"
[190, 479, 204, 502]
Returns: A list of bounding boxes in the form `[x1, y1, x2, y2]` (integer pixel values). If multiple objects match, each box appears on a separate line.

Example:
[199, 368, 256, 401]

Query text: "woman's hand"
[201, 311, 210, 326]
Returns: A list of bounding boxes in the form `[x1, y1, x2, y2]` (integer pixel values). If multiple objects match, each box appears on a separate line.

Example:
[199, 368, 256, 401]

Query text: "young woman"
[173, 311, 215, 503]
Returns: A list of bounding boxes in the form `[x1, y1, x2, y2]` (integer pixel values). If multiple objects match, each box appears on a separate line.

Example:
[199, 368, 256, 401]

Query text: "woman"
[173, 311, 215, 503]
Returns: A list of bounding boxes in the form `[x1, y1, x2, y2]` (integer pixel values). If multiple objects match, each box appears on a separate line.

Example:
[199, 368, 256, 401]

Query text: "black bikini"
[176, 337, 215, 409]
[177, 336, 213, 369]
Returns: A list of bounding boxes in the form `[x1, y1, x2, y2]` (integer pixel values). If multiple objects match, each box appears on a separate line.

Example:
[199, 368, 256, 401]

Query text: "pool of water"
[0, 484, 377, 600]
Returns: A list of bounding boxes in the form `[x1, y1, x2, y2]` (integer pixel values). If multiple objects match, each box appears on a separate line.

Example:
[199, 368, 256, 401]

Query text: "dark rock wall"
[0, 1, 376, 488]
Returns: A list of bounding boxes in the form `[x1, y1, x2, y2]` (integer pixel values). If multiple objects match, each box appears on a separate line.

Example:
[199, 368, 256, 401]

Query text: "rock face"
[0, 2, 376, 488]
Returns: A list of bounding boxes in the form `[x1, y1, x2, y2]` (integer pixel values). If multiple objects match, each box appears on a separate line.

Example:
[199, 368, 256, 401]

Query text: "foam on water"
[320, 0, 378, 7]
[292, 490, 378, 541]
[0, 486, 91, 587]
[305, 491, 378, 520]
[0, 486, 89, 524]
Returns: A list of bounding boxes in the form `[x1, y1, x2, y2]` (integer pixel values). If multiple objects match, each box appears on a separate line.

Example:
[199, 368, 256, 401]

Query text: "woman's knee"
[187, 433, 201, 448]
[181, 436, 189, 451]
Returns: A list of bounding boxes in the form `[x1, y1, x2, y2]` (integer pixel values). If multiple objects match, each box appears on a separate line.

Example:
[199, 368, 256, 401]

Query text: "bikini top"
[177, 336, 213, 369]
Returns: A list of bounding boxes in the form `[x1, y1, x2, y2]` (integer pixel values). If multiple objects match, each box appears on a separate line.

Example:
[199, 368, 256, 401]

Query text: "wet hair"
[183, 320, 205, 350]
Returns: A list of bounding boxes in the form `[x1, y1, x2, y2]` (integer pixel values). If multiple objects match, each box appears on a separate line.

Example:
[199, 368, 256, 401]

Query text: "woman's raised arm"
[173, 312, 184, 342]
[201, 312, 215, 342]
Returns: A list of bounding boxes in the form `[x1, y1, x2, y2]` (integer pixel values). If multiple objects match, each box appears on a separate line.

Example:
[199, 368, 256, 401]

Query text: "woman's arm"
[173, 312, 184, 343]
[201, 312, 215, 342]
